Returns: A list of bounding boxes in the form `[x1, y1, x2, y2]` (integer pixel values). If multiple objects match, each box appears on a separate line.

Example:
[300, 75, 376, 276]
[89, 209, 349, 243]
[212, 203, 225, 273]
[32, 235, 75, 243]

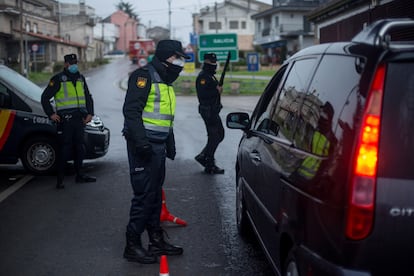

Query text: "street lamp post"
[168, 0, 171, 38]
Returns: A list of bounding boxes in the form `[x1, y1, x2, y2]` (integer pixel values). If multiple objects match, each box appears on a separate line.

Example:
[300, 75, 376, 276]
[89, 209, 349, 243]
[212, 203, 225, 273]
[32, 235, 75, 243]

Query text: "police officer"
[122, 40, 189, 264]
[195, 53, 225, 174]
[41, 54, 96, 189]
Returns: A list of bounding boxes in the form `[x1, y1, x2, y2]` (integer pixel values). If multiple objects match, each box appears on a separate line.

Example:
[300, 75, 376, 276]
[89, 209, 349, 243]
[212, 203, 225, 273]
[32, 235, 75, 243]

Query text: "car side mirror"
[226, 112, 250, 130]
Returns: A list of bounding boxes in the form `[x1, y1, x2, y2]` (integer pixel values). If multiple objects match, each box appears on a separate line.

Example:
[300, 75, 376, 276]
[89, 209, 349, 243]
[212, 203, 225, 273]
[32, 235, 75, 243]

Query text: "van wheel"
[21, 136, 57, 175]
[284, 249, 299, 276]
[236, 175, 253, 238]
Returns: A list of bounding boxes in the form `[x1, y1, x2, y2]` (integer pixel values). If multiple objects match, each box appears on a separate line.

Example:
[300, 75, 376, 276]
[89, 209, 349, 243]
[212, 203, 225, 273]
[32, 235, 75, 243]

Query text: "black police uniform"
[195, 53, 225, 174]
[41, 54, 95, 188]
[122, 40, 187, 264]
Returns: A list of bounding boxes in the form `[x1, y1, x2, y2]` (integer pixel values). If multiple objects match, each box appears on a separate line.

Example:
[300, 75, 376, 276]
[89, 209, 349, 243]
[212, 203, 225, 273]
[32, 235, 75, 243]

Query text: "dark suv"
[226, 19, 414, 275]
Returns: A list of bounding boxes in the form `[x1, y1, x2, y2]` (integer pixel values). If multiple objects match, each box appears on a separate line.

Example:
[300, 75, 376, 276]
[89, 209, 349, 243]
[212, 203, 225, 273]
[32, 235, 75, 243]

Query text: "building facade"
[110, 10, 138, 53]
[0, 0, 96, 74]
[193, 0, 271, 52]
[252, 0, 326, 65]
[308, 0, 414, 44]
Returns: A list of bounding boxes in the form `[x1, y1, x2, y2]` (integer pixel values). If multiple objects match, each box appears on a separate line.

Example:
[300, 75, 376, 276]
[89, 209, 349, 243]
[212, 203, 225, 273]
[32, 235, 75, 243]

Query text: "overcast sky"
[63, 0, 272, 45]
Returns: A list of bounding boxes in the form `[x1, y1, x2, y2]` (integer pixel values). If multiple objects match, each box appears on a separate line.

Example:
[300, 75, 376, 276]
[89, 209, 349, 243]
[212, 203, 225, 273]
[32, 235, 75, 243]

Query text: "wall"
[110, 10, 138, 52]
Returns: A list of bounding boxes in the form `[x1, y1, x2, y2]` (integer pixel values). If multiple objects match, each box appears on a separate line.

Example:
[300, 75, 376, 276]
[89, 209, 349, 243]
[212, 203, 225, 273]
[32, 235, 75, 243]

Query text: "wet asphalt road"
[0, 57, 274, 275]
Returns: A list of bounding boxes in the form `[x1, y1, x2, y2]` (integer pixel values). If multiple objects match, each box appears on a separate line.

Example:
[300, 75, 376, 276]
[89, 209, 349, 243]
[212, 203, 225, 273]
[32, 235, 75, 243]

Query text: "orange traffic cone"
[159, 255, 169, 276]
[160, 189, 187, 226]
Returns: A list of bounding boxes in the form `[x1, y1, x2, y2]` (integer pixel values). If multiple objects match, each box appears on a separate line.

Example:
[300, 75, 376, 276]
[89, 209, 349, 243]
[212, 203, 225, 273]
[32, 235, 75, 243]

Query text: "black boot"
[204, 158, 224, 174]
[123, 233, 157, 264]
[75, 174, 96, 183]
[195, 153, 207, 167]
[204, 165, 225, 174]
[148, 230, 183, 256]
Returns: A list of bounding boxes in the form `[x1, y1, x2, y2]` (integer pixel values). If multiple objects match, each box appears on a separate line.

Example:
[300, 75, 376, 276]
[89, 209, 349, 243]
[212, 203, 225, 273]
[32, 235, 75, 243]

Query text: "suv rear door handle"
[250, 150, 261, 162]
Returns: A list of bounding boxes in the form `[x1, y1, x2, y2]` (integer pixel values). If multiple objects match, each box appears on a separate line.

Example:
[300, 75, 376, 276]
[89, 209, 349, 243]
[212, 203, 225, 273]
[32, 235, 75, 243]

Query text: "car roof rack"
[352, 18, 414, 50]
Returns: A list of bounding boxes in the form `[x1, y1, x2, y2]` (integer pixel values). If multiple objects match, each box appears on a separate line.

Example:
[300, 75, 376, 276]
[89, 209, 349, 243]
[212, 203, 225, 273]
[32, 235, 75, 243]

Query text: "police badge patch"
[136, 77, 147, 88]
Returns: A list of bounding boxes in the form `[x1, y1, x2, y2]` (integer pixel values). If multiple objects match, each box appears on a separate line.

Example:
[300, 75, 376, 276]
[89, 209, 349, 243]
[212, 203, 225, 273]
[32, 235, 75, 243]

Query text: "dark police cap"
[204, 53, 217, 63]
[64, 54, 77, 63]
[155, 39, 190, 61]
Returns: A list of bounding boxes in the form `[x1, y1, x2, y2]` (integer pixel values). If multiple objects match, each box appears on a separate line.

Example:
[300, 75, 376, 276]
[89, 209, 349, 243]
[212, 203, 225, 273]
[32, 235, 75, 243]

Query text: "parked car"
[226, 18, 414, 276]
[0, 65, 110, 174]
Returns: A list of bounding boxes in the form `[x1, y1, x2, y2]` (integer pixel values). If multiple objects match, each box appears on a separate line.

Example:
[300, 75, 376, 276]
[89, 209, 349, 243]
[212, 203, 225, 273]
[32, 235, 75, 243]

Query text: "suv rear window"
[379, 61, 414, 179]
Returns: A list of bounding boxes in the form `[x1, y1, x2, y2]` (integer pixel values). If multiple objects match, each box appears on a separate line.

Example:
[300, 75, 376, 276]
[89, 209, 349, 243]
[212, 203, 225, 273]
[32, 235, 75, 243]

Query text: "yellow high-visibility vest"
[54, 75, 86, 111]
[142, 67, 176, 133]
[297, 131, 330, 180]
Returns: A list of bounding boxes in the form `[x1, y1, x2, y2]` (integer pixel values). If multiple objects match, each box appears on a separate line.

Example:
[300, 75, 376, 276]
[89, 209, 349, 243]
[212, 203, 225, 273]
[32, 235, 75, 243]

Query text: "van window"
[0, 66, 43, 102]
[252, 66, 287, 134]
[0, 83, 11, 108]
[271, 58, 317, 141]
[379, 62, 414, 179]
[295, 55, 361, 153]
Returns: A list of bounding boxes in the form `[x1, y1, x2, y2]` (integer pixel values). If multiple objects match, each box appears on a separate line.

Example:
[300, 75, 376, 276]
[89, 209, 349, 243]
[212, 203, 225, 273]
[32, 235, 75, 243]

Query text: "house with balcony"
[251, 0, 326, 65]
[0, 0, 96, 73]
[193, 0, 271, 53]
[93, 21, 120, 56]
[109, 10, 138, 53]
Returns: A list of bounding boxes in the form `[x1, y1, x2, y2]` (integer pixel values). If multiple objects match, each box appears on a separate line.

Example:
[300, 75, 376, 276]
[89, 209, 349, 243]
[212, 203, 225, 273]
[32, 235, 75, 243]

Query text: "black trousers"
[126, 139, 165, 236]
[57, 113, 85, 178]
[200, 112, 225, 163]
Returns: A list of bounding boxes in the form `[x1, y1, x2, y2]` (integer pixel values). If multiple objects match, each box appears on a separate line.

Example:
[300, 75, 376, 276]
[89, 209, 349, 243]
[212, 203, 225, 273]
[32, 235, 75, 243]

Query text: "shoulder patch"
[136, 77, 147, 88]
[200, 79, 206, 85]
[49, 80, 54, 87]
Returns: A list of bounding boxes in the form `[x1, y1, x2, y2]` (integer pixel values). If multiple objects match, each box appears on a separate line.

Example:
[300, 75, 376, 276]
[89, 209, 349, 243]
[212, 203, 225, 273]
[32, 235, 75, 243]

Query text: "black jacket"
[196, 69, 221, 107]
[122, 57, 170, 148]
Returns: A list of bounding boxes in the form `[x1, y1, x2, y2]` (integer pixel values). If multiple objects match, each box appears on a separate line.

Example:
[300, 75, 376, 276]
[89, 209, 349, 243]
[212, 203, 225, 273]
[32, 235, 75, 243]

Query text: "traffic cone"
[160, 188, 187, 226]
[159, 255, 169, 276]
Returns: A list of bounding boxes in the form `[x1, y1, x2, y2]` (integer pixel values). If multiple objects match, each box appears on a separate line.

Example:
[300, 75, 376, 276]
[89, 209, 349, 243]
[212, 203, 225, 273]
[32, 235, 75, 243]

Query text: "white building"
[251, 0, 327, 64]
[194, 0, 271, 51]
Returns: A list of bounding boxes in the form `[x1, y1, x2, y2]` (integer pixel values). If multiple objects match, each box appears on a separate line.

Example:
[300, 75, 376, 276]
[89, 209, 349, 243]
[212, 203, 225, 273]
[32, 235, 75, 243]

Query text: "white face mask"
[172, 58, 185, 67]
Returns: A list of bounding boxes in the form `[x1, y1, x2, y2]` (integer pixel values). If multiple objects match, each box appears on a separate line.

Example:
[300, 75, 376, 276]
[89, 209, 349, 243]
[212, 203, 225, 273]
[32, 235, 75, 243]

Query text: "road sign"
[184, 52, 195, 73]
[198, 33, 238, 62]
[31, 44, 38, 52]
[247, 52, 259, 72]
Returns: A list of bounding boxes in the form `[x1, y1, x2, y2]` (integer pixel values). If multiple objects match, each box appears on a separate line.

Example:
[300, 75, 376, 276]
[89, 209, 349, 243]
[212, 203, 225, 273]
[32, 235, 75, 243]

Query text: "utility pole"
[214, 2, 218, 33]
[19, 0, 24, 75]
[58, 0, 61, 38]
[168, 0, 171, 38]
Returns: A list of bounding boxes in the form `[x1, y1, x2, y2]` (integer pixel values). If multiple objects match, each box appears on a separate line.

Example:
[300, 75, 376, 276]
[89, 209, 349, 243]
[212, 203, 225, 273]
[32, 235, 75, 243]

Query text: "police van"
[0, 65, 109, 174]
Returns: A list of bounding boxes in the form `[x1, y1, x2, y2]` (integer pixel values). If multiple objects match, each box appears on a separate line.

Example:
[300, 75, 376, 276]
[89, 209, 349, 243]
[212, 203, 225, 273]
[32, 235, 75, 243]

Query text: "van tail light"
[346, 64, 385, 240]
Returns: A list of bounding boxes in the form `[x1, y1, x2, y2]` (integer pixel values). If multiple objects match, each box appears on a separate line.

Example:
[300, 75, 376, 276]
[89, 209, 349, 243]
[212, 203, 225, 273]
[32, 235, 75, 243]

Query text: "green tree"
[115, 1, 137, 18]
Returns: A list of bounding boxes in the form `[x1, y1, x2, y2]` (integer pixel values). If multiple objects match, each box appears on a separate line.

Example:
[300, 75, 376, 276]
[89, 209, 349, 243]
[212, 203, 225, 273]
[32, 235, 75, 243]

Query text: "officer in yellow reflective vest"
[41, 54, 96, 189]
[122, 40, 190, 264]
[297, 102, 336, 180]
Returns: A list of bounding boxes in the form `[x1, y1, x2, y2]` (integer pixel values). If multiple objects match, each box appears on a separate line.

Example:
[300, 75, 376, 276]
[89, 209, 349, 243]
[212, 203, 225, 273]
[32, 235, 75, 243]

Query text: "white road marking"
[0, 175, 34, 203]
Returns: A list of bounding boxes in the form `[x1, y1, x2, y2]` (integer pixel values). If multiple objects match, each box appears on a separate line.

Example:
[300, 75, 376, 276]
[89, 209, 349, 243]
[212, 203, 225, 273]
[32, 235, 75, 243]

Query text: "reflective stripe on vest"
[142, 66, 176, 133]
[54, 77, 86, 111]
[297, 131, 330, 180]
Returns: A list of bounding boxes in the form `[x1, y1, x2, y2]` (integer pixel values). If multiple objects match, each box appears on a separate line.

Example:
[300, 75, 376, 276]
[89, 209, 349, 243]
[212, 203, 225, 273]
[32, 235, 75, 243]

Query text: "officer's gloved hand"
[136, 144, 152, 162]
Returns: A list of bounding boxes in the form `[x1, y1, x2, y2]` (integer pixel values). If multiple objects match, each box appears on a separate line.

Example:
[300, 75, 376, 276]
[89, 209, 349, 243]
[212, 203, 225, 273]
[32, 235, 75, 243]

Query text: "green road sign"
[198, 33, 239, 62]
[199, 49, 238, 62]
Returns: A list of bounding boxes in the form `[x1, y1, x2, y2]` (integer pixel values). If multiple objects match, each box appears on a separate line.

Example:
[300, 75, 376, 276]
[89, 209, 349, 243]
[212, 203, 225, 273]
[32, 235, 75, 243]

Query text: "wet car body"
[0, 65, 110, 174]
[226, 19, 414, 275]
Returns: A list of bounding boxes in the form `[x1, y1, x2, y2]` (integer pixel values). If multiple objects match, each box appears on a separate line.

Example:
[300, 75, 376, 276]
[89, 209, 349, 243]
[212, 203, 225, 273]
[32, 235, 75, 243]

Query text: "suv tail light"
[346, 64, 386, 240]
